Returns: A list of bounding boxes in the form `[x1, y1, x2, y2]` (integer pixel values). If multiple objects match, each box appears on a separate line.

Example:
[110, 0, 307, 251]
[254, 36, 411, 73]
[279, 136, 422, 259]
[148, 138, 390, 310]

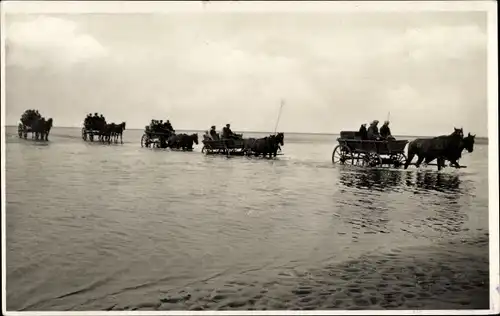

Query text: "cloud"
[6, 16, 108, 69]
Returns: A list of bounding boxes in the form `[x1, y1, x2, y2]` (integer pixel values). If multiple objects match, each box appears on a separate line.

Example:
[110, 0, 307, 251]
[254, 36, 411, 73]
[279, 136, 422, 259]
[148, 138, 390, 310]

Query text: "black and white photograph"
[1, 0, 498, 314]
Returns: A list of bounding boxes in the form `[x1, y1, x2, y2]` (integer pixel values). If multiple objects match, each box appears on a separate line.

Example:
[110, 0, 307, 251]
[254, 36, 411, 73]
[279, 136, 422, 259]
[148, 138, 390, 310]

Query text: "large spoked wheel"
[362, 152, 382, 168]
[141, 134, 149, 148]
[332, 145, 353, 165]
[201, 146, 206, 153]
[81, 128, 87, 141]
[391, 153, 407, 168]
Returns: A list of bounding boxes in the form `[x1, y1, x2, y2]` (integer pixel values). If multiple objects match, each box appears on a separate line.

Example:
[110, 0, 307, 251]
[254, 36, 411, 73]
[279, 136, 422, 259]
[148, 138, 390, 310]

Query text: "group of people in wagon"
[21, 109, 42, 125]
[148, 119, 175, 135]
[84, 113, 107, 129]
[358, 120, 395, 140]
[203, 124, 240, 141]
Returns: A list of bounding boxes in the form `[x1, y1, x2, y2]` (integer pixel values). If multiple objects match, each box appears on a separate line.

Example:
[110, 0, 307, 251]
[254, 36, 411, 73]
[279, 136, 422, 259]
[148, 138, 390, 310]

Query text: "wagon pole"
[274, 99, 284, 135]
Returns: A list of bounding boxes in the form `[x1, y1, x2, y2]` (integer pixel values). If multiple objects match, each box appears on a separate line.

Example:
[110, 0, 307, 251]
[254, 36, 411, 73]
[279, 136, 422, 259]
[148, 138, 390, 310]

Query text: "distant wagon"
[140, 125, 174, 148]
[18, 109, 53, 141]
[201, 136, 246, 156]
[202, 132, 284, 158]
[332, 131, 408, 168]
[82, 113, 126, 144]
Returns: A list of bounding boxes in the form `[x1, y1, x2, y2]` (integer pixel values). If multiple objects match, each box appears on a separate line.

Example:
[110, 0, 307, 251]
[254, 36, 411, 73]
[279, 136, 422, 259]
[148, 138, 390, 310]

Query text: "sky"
[3, 8, 490, 136]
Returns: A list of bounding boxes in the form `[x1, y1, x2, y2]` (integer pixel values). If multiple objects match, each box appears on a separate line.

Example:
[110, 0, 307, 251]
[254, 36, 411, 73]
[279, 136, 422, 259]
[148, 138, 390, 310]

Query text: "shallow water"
[5, 127, 489, 310]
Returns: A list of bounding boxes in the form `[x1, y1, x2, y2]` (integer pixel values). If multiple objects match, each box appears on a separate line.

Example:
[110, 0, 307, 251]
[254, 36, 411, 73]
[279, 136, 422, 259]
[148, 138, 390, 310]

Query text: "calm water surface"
[5, 127, 489, 310]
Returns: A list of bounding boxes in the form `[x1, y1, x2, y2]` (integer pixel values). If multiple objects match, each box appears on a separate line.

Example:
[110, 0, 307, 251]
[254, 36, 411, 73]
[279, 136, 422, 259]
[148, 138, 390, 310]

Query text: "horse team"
[404, 127, 476, 171]
[83, 113, 126, 144]
[17, 110, 476, 171]
[18, 109, 53, 141]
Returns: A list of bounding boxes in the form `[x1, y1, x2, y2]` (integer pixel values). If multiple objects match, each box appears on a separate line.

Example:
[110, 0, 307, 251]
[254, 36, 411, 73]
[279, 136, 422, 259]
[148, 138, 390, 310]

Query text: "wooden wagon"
[201, 138, 246, 156]
[332, 131, 408, 168]
[81, 126, 102, 142]
[140, 126, 174, 148]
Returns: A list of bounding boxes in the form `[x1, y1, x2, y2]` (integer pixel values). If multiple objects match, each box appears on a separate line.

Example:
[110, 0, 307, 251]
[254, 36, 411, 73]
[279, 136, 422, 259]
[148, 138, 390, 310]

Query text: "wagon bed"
[202, 138, 246, 156]
[332, 131, 408, 168]
[140, 126, 174, 148]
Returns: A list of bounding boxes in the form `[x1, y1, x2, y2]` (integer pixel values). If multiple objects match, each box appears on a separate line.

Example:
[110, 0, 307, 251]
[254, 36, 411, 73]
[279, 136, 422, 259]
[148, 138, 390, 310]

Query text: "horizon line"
[4, 125, 489, 139]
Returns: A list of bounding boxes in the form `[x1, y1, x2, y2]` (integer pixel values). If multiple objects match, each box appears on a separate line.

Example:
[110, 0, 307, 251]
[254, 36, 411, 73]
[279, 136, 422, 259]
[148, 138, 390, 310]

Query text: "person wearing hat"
[222, 123, 234, 139]
[367, 120, 381, 140]
[380, 120, 395, 140]
[358, 123, 368, 140]
[209, 125, 219, 140]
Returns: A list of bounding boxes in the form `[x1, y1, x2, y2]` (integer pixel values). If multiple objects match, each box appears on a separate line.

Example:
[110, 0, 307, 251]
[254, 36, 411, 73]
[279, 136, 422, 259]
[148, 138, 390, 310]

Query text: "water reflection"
[338, 169, 404, 192]
[405, 171, 462, 194]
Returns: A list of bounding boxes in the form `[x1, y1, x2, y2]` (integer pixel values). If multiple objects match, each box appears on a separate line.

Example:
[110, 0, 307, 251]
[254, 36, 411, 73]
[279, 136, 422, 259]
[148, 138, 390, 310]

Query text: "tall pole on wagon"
[274, 99, 284, 135]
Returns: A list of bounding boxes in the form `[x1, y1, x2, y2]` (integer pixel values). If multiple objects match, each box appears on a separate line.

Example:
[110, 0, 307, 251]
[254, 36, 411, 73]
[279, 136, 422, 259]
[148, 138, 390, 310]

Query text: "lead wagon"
[332, 131, 408, 168]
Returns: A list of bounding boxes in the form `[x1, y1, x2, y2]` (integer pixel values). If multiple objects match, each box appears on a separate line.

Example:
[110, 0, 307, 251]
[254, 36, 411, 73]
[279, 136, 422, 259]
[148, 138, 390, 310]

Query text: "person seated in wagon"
[164, 120, 175, 134]
[209, 126, 219, 140]
[203, 131, 211, 142]
[222, 123, 238, 140]
[380, 120, 395, 140]
[358, 123, 368, 140]
[367, 120, 381, 140]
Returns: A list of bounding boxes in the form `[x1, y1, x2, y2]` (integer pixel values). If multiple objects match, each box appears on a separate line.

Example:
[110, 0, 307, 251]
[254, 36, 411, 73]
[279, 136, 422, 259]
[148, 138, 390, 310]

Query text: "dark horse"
[101, 122, 126, 144]
[425, 132, 476, 169]
[244, 132, 284, 158]
[167, 133, 199, 151]
[31, 117, 53, 141]
[404, 128, 466, 171]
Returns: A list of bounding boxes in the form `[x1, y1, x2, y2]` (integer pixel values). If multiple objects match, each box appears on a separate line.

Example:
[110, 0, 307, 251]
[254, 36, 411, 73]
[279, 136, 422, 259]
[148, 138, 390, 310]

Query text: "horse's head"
[192, 133, 199, 145]
[120, 122, 126, 130]
[453, 127, 464, 138]
[46, 118, 53, 127]
[462, 133, 476, 153]
[276, 132, 284, 146]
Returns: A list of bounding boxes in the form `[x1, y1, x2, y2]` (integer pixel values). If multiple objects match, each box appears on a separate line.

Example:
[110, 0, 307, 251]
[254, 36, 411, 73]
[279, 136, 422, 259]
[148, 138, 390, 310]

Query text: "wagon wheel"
[391, 153, 407, 168]
[362, 152, 382, 168]
[201, 146, 206, 153]
[140, 133, 149, 148]
[332, 145, 353, 165]
[81, 128, 87, 141]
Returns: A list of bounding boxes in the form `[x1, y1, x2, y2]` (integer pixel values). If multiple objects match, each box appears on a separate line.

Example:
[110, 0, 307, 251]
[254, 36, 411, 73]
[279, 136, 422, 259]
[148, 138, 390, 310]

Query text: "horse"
[404, 128, 464, 171]
[30, 117, 53, 141]
[39, 118, 53, 141]
[245, 133, 284, 158]
[111, 122, 126, 144]
[424, 132, 476, 169]
[168, 133, 198, 151]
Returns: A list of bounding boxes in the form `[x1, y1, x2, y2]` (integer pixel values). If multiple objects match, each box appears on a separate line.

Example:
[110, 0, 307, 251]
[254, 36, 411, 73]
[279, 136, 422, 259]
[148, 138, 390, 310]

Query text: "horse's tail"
[404, 140, 418, 169]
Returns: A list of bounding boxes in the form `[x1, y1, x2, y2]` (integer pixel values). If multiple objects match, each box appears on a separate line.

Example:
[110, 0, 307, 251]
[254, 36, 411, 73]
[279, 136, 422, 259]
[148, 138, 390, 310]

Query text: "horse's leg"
[437, 157, 444, 171]
[415, 155, 425, 168]
[449, 159, 461, 168]
[120, 132, 123, 144]
[404, 152, 414, 169]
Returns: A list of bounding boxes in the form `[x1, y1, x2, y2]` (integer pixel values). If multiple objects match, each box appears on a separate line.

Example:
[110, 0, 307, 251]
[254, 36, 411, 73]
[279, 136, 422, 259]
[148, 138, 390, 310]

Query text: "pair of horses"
[18, 117, 53, 141]
[165, 133, 199, 151]
[404, 128, 476, 171]
[243, 132, 285, 158]
[97, 122, 126, 144]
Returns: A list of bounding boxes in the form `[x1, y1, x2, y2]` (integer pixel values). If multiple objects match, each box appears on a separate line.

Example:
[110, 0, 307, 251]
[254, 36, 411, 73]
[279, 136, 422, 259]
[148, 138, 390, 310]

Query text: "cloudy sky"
[3, 7, 489, 136]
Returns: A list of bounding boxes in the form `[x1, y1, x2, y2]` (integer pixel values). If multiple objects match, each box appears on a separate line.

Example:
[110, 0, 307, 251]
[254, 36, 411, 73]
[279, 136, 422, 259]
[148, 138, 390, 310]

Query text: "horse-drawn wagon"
[202, 132, 284, 158]
[82, 114, 126, 144]
[332, 131, 408, 168]
[18, 109, 53, 141]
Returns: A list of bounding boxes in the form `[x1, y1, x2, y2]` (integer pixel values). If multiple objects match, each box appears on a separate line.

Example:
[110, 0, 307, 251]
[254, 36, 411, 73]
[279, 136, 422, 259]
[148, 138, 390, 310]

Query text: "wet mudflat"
[5, 127, 489, 310]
